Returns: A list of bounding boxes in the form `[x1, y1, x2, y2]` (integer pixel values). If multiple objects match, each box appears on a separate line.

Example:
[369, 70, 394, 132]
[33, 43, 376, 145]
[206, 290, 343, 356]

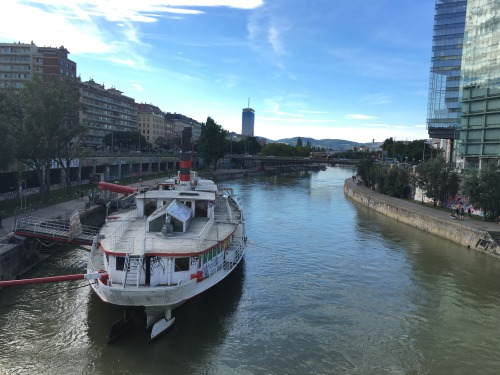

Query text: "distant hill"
[269, 137, 368, 151]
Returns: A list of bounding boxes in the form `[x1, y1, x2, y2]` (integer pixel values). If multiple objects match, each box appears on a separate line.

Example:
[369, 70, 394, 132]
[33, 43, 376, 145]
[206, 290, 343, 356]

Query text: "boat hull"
[88, 245, 244, 311]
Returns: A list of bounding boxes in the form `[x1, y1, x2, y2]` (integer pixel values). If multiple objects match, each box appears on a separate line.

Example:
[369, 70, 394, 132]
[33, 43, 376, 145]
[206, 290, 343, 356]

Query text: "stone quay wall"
[344, 179, 500, 257]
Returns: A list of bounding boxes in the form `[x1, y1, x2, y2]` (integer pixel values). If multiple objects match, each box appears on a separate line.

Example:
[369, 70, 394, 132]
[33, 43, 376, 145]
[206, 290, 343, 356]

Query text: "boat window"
[175, 257, 190, 272]
[116, 256, 125, 271]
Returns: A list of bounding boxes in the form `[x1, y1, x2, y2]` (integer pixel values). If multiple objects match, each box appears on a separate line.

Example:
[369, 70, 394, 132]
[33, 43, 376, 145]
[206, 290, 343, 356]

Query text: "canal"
[1, 166, 500, 374]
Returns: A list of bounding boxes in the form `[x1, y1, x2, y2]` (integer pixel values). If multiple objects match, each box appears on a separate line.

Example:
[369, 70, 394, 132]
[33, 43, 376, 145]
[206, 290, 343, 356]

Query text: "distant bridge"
[227, 154, 360, 166]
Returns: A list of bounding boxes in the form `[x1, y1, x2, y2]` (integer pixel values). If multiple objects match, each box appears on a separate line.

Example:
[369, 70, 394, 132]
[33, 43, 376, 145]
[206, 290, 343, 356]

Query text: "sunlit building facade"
[457, 0, 500, 169]
[79, 79, 137, 147]
[138, 103, 165, 146]
[0, 42, 76, 89]
[426, 0, 467, 165]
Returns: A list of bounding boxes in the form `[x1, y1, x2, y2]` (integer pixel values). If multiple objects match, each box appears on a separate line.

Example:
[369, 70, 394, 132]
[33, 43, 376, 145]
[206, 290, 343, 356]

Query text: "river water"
[2, 166, 500, 374]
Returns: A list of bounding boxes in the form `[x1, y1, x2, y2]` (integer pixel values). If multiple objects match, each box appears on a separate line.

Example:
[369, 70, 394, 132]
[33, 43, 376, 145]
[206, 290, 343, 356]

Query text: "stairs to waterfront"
[487, 231, 500, 248]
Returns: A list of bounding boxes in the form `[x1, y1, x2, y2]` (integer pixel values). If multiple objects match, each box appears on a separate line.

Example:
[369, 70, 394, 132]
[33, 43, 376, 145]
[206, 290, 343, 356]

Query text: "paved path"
[344, 177, 500, 233]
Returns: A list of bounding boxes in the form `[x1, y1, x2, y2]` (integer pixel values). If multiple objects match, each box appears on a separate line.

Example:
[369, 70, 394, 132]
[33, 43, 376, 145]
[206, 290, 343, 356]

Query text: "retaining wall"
[344, 181, 500, 257]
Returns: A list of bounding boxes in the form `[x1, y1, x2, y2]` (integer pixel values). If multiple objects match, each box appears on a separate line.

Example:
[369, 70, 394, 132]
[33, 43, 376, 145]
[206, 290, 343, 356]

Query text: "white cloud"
[362, 123, 390, 128]
[358, 93, 392, 105]
[345, 114, 378, 120]
[0, 0, 264, 67]
[132, 83, 145, 91]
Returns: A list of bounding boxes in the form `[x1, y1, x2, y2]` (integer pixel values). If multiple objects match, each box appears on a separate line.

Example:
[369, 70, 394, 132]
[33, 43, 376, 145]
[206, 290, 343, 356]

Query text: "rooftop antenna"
[248, 97, 250, 108]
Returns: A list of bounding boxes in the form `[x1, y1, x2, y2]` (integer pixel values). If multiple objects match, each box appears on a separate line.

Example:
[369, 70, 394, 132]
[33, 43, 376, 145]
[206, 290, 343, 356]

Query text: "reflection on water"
[1, 167, 500, 374]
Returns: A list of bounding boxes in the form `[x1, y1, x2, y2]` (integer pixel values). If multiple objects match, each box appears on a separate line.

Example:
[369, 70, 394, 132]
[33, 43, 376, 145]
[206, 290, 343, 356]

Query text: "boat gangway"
[14, 216, 99, 246]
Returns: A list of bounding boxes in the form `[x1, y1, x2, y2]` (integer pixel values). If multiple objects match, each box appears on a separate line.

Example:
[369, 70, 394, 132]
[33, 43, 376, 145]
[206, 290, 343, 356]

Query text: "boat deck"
[99, 210, 239, 256]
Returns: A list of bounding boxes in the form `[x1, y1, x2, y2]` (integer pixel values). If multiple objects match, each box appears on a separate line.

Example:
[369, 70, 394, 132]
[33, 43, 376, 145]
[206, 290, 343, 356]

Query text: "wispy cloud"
[0, 0, 264, 69]
[345, 114, 378, 120]
[358, 93, 392, 105]
[361, 123, 390, 128]
[258, 116, 336, 124]
[296, 110, 329, 115]
[132, 83, 144, 91]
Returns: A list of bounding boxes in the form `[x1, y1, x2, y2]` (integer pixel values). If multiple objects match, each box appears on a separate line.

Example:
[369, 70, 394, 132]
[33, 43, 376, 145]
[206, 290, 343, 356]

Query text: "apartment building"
[164, 113, 202, 142]
[138, 103, 165, 146]
[0, 42, 76, 88]
[80, 79, 137, 147]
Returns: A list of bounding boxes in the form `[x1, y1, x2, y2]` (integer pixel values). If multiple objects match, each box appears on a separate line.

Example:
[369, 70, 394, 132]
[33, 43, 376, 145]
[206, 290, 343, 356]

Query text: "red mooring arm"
[97, 181, 138, 195]
[0, 273, 107, 287]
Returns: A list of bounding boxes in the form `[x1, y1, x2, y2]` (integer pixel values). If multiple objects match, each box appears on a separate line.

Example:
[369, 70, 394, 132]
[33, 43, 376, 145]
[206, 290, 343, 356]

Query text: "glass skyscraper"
[426, 0, 467, 147]
[458, 0, 500, 169]
[242, 108, 255, 137]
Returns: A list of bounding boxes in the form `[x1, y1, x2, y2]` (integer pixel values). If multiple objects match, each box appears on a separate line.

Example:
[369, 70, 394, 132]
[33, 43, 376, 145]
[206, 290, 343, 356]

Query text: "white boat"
[87, 166, 246, 341]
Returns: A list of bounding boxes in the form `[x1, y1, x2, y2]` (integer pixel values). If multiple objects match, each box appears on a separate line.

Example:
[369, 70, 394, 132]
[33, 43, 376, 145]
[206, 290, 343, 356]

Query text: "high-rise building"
[426, 0, 467, 165]
[242, 107, 255, 137]
[0, 42, 76, 89]
[457, 0, 500, 170]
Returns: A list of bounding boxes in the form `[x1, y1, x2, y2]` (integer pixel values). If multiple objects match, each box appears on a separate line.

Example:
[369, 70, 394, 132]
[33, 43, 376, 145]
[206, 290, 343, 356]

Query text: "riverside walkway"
[344, 177, 500, 254]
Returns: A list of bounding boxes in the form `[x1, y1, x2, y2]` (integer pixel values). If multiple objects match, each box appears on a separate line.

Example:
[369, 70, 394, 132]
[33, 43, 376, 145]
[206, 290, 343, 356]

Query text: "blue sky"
[2, 0, 435, 142]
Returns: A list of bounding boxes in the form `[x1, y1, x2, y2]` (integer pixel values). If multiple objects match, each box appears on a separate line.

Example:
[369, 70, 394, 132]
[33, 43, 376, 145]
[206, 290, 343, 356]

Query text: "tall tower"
[426, 0, 467, 166]
[242, 98, 255, 136]
[458, 0, 500, 170]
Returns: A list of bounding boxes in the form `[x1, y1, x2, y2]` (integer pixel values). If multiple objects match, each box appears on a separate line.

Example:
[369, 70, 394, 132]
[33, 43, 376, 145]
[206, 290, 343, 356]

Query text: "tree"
[50, 77, 87, 195]
[103, 130, 148, 152]
[261, 142, 296, 156]
[198, 117, 227, 169]
[415, 157, 459, 207]
[463, 161, 500, 221]
[0, 88, 21, 170]
[7, 75, 85, 202]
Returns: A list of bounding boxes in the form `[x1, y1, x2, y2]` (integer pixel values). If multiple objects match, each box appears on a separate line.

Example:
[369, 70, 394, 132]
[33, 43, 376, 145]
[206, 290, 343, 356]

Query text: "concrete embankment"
[344, 178, 500, 257]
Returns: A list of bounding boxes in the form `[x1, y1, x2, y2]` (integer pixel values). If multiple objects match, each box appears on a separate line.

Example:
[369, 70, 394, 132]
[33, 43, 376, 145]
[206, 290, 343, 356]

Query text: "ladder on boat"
[123, 254, 143, 287]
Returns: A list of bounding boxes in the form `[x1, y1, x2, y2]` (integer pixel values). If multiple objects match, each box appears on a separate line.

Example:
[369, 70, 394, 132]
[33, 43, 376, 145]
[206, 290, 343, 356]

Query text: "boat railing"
[15, 216, 68, 234]
[123, 254, 130, 288]
[197, 217, 214, 250]
[88, 235, 102, 274]
[110, 210, 137, 251]
[224, 240, 245, 265]
[203, 252, 225, 278]
[203, 239, 245, 278]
